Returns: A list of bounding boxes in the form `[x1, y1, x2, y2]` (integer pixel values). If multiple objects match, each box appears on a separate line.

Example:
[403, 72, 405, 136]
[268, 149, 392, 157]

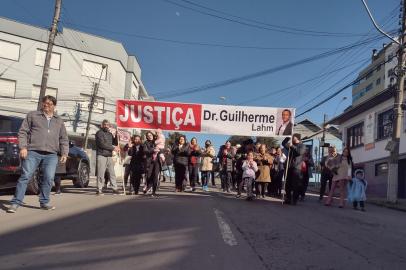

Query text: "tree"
[166, 132, 184, 147]
[255, 137, 279, 148]
[227, 135, 254, 146]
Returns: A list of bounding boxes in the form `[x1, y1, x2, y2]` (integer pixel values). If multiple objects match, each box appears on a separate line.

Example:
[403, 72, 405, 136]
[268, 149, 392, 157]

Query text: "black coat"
[172, 144, 191, 167]
[282, 138, 306, 173]
[144, 140, 160, 175]
[129, 144, 145, 173]
[95, 129, 118, 157]
[217, 145, 235, 172]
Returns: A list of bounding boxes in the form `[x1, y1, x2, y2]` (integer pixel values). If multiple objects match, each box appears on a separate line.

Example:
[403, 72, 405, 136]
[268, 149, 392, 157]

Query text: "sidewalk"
[307, 185, 406, 212]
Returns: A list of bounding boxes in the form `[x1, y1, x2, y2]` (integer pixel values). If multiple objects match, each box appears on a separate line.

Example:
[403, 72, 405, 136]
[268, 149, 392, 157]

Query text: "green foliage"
[255, 137, 279, 148]
[166, 132, 184, 147]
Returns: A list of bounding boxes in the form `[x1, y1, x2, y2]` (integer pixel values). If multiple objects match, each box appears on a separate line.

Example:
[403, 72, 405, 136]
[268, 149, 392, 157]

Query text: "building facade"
[0, 17, 150, 143]
[352, 43, 397, 106]
[329, 41, 406, 199]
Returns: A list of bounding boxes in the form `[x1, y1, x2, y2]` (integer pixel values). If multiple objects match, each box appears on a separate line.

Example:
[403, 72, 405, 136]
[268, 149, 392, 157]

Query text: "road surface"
[1, 180, 405, 270]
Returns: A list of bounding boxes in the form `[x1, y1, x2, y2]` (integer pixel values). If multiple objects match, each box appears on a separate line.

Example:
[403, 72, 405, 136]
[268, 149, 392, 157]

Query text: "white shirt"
[277, 121, 289, 135]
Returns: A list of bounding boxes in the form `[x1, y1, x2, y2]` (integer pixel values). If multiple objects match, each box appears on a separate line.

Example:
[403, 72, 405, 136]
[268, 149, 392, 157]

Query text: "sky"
[0, 0, 400, 149]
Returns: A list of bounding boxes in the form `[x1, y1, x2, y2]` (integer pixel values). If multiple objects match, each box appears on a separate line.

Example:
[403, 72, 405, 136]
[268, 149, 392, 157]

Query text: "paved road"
[1, 180, 406, 270]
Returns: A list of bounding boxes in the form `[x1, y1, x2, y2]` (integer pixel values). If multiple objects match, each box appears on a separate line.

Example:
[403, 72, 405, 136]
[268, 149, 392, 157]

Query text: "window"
[0, 78, 16, 97]
[0, 39, 20, 61]
[365, 70, 373, 80]
[365, 83, 373, 93]
[347, 122, 364, 148]
[376, 64, 381, 71]
[32, 85, 58, 100]
[377, 109, 393, 140]
[35, 49, 61, 70]
[375, 162, 388, 176]
[376, 78, 381, 85]
[388, 68, 395, 78]
[82, 60, 107, 80]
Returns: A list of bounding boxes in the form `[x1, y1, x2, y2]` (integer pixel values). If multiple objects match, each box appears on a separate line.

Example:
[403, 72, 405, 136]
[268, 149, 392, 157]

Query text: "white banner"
[116, 100, 295, 137]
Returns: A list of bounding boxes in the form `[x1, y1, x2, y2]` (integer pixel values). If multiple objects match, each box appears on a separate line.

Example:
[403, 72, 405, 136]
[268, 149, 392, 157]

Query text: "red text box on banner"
[116, 100, 202, 132]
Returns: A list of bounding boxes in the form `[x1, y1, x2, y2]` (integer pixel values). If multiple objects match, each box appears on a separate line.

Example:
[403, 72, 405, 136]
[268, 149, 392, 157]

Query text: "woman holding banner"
[172, 135, 191, 192]
[143, 131, 161, 197]
[218, 140, 235, 193]
[188, 137, 201, 192]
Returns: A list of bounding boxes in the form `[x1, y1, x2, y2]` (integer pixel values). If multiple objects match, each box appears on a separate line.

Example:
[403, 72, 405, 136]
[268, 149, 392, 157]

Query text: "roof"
[327, 87, 393, 125]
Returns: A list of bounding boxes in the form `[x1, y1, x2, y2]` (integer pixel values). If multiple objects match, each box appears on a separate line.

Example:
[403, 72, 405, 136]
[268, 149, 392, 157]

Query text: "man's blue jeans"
[10, 151, 58, 206]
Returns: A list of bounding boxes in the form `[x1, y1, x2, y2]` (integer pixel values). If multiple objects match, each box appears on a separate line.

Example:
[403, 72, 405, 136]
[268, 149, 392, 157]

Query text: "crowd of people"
[5, 95, 367, 213]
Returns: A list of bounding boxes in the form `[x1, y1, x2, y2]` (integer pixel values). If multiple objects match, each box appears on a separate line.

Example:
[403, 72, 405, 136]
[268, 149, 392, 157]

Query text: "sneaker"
[236, 194, 241, 198]
[191, 188, 196, 192]
[55, 190, 62, 196]
[7, 204, 18, 213]
[40, 204, 56, 210]
[96, 190, 104, 196]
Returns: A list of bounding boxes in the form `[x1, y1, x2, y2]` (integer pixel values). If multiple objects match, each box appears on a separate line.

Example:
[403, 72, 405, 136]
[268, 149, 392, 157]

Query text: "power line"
[152, 34, 393, 99]
[61, 21, 348, 52]
[176, 0, 376, 37]
[239, 57, 370, 105]
[296, 55, 396, 117]
[163, 0, 377, 38]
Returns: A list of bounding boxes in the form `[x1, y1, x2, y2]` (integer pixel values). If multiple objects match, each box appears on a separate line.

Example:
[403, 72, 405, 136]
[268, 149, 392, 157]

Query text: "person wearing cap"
[95, 119, 120, 195]
[282, 133, 307, 205]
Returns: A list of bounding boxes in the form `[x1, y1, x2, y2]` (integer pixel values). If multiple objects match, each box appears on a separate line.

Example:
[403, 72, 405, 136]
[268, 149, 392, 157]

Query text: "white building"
[0, 16, 150, 144]
[329, 42, 406, 199]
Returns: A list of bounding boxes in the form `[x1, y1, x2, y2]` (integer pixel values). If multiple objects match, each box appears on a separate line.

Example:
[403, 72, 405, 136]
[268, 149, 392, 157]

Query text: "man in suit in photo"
[277, 109, 293, 136]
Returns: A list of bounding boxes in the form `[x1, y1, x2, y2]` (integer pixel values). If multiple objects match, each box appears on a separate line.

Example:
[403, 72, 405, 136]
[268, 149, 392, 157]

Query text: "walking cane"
[281, 137, 293, 205]
[117, 128, 126, 196]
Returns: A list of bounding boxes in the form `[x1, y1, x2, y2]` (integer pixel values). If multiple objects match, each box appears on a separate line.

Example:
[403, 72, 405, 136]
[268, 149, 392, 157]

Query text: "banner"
[116, 100, 295, 137]
[364, 112, 375, 150]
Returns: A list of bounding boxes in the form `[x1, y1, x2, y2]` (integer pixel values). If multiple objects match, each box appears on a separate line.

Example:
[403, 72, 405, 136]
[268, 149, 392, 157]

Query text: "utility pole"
[73, 103, 81, 133]
[321, 114, 327, 158]
[387, 1, 406, 203]
[361, 0, 405, 203]
[37, 0, 62, 110]
[83, 65, 107, 149]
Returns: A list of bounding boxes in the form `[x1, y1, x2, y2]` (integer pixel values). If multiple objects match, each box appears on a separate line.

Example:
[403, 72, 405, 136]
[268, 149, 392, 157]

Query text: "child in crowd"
[347, 169, 367, 211]
[154, 129, 166, 163]
[241, 151, 258, 201]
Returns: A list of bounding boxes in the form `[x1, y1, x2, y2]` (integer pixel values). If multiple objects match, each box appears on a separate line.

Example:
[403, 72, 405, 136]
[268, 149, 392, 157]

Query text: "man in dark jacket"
[282, 133, 306, 205]
[319, 146, 335, 201]
[7, 95, 68, 213]
[95, 119, 120, 195]
[129, 135, 144, 194]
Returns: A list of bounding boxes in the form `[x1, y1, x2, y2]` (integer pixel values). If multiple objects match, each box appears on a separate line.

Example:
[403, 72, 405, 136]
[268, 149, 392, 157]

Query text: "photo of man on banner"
[276, 109, 293, 136]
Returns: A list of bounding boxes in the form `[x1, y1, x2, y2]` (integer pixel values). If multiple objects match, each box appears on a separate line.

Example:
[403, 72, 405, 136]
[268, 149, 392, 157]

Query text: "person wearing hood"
[200, 140, 215, 191]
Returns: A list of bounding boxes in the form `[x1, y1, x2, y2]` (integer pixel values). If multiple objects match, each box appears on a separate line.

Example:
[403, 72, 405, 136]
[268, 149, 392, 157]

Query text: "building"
[328, 41, 406, 199]
[0, 16, 150, 143]
[352, 43, 397, 106]
[294, 119, 342, 168]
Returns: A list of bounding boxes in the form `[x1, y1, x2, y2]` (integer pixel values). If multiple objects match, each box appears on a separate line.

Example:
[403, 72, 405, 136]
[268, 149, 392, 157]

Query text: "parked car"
[0, 114, 90, 194]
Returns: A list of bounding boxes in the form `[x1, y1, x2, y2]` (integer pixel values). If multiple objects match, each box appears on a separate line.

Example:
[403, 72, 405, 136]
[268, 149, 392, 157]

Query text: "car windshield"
[0, 116, 23, 134]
